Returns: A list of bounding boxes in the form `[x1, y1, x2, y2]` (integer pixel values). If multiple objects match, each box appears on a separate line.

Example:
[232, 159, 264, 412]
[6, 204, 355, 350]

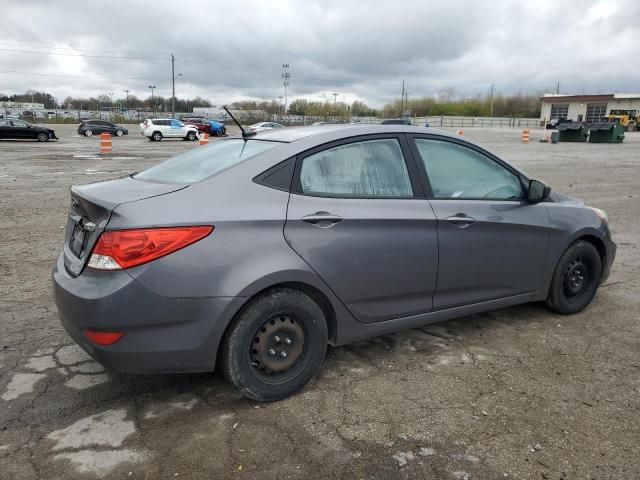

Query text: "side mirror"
[528, 179, 551, 203]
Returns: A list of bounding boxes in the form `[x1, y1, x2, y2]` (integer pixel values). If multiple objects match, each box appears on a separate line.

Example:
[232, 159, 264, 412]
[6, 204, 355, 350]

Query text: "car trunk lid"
[63, 176, 186, 276]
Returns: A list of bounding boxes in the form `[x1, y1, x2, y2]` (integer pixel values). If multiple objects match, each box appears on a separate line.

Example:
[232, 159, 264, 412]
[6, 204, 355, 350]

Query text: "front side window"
[12, 120, 27, 127]
[135, 139, 278, 183]
[299, 138, 413, 197]
[415, 139, 523, 200]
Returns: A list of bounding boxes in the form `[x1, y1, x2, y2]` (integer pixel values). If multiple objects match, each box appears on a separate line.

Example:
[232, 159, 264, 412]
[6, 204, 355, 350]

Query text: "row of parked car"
[0, 116, 229, 142]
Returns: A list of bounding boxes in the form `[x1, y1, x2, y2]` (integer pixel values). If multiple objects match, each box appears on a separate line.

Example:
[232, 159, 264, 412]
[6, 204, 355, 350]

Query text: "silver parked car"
[53, 125, 616, 401]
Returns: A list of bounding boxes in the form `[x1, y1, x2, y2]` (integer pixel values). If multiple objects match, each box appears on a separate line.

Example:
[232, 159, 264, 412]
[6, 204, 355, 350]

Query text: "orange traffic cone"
[199, 132, 210, 145]
[100, 132, 112, 154]
[521, 129, 530, 143]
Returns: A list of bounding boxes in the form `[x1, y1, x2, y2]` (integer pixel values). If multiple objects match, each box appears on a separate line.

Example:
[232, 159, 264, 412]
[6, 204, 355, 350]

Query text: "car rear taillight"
[87, 226, 213, 270]
[84, 329, 124, 346]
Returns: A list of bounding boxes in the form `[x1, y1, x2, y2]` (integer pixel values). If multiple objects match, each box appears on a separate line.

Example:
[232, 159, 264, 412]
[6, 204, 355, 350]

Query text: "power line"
[0, 69, 166, 80]
[0, 40, 160, 56]
[0, 47, 162, 59]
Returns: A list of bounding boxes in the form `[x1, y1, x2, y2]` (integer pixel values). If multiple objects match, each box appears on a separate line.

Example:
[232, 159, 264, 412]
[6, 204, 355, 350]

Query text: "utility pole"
[490, 83, 495, 117]
[148, 85, 156, 115]
[401, 80, 405, 115]
[281, 63, 290, 114]
[123, 89, 130, 110]
[171, 53, 176, 118]
[556, 81, 560, 94]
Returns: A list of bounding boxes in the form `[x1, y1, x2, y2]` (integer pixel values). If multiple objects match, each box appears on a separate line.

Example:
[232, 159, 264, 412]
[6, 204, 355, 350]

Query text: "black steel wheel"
[546, 240, 602, 314]
[220, 288, 328, 401]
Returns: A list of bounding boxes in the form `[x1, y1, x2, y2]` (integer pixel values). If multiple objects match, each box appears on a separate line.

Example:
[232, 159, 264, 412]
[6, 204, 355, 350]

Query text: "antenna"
[223, 106, 256, 138]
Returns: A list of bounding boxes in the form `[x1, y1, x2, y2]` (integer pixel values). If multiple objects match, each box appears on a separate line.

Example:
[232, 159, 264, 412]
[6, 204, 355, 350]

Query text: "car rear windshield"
[134, 139, 279, 183]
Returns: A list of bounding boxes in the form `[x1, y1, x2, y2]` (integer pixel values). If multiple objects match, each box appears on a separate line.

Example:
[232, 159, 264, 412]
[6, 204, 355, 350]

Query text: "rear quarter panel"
[108, 154, 331, 300]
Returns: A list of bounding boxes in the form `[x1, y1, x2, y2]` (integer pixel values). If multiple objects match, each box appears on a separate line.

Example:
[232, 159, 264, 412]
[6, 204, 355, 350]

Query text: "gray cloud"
[1, 0, 639, 107]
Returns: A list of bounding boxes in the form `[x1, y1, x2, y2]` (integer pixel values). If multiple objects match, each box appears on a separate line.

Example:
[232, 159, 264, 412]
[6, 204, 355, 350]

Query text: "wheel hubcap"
[563, 257, 589, 297]
[250, 315, 304, 375]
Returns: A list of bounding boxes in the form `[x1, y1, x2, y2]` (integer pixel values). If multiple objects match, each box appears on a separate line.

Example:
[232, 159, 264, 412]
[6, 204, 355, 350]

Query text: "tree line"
[0, 90, 212, 112]
[2, 89, 542, 118]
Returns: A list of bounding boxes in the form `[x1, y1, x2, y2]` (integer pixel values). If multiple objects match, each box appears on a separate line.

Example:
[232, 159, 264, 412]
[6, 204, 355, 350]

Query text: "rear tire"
[545, 240, 602, 314]
[36, 132, 48, 142]
[220, 288, 328, 401]
[152, 131, 162, 141]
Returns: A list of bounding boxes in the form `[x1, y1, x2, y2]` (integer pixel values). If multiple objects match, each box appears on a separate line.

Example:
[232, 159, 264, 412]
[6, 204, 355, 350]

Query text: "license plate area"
[69, 223, 88, 257]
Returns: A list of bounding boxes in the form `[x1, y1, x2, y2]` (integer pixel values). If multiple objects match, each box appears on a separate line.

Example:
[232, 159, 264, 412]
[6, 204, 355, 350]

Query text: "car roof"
[253, 124, 459, 143]
[247, 124, 525, 175]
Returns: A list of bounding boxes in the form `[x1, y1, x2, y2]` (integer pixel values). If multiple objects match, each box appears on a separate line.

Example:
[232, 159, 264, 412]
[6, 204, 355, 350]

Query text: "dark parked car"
[78, 120, 128, 137]
[545, 118, 573, 130]
[53, 125, 615, 401]
[0, 119, 57, 141]
[381, 118, 412, 125]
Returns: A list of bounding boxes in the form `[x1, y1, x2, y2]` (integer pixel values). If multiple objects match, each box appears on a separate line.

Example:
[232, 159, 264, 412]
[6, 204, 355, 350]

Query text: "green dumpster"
[588, 122, 625, 143]
[558, 122, 589, 142]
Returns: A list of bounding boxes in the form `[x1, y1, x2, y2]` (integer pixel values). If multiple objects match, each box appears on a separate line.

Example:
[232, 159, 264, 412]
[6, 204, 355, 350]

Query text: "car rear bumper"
[52, 253, 242, 373]
[600, 228, 616, 283]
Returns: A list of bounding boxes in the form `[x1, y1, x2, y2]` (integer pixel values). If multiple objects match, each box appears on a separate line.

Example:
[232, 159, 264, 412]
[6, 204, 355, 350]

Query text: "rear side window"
[135, 139, 279, 183]
[299, 139, 413, 197]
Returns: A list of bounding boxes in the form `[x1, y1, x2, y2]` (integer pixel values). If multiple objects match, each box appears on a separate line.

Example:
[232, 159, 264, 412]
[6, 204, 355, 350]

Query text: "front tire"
[115, 129, 124, 137]
[84, 129, 93, 137]
[186, 131, 197, 141]
[36, 132, 49, 142]
[220, 288, 328, 401]
[545, 240, 602, 314]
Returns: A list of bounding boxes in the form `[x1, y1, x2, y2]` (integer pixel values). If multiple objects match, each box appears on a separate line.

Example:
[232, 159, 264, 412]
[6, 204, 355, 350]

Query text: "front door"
[9, 119, 30, 139]
[285, 136, 438, 324]
[410, 136, 550, 310]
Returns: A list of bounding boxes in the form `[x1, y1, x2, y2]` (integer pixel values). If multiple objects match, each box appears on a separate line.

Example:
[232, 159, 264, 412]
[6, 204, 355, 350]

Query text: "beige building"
[540, 93, 640, 123]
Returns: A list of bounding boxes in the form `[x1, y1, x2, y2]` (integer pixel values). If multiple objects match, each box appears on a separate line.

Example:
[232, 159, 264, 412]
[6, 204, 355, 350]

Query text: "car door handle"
[301, 212, 343, 226]
[446, 214, 477, 228]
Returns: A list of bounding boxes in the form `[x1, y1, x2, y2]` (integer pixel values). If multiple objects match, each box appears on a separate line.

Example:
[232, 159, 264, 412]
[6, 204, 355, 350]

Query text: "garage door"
[586, 104, 607, 123]
[550, 104, 569, 119]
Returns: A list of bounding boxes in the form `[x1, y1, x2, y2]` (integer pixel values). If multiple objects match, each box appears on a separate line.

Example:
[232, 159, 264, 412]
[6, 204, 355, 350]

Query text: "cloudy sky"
[2, 0, 639, 107]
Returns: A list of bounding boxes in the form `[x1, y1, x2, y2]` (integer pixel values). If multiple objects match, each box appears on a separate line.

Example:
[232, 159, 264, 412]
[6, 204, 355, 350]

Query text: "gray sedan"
[52, 125, 616, 401]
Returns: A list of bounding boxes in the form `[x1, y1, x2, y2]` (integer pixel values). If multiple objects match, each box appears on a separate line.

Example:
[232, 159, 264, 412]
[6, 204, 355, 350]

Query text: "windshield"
[134, 139, 279, 183]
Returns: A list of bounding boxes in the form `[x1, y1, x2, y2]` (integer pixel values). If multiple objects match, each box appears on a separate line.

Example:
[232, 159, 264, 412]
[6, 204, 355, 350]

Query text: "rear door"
[284, 135, 439, 324]
[409, 135, 550, 310]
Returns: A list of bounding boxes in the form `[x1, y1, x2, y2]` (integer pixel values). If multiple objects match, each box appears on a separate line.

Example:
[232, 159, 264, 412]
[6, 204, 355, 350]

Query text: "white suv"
[140, 119, 199, 141]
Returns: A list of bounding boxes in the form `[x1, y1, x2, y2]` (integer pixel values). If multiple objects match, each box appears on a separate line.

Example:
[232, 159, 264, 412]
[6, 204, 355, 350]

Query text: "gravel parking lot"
[1, 124, 639, 479]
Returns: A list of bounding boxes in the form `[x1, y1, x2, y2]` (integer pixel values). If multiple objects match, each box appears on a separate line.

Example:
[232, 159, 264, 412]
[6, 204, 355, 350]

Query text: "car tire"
[152, 131, 162, 141]
[220, 288, 328, 402]
[36, 132, 49, 142]
[115, 129, 124, 137]
[186, 131, 197, 141]
[84, 130, 93, 137]
[545, 240, 602, 315]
